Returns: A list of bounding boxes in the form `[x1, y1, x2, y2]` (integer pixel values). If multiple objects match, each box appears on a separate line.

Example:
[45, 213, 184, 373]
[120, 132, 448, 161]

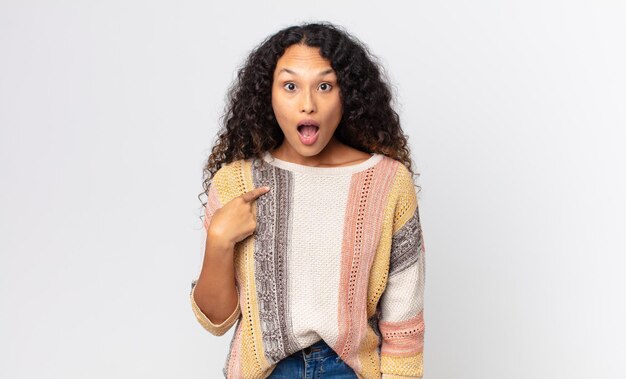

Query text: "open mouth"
[297, 124, 320, 137]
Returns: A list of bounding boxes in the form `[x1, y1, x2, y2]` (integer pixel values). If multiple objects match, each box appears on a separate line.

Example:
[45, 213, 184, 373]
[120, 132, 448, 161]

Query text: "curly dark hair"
[198, 21, 421, 210]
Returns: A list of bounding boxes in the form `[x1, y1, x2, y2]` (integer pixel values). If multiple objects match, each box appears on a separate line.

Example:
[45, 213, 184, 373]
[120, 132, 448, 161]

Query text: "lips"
[297, 124, 319, 136]
[297, 119, 320, 136]
[296, 119, 320, 145]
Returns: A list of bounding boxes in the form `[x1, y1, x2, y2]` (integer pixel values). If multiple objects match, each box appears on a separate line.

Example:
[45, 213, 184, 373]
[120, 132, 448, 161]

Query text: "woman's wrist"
[207, 229, 236, 252]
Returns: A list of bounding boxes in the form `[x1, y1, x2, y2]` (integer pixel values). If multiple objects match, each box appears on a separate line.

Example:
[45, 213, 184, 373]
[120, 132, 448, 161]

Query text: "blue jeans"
[267, 339, 358, 379]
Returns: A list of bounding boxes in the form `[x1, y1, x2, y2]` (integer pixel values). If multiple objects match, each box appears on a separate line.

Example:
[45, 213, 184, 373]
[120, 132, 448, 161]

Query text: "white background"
[1, 1, 625, 378]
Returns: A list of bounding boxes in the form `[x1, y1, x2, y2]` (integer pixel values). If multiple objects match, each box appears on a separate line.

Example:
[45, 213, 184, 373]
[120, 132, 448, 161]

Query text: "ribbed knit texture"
[190, 152, 425, 379]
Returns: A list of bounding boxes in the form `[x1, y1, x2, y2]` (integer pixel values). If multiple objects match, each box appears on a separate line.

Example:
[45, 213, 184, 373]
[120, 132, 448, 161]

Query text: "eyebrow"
[278, 68, 335, 76]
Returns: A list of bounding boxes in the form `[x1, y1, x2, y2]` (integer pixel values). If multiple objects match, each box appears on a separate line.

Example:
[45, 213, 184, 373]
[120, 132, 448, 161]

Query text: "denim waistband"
[299, 339, 337, 359]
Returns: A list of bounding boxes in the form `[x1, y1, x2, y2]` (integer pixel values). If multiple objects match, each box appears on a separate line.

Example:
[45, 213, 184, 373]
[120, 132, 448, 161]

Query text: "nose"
[300, 90, 316, 114]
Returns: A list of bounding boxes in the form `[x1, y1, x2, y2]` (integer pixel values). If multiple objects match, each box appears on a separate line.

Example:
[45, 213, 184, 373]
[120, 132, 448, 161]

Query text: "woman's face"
[271, 43, 343, 161]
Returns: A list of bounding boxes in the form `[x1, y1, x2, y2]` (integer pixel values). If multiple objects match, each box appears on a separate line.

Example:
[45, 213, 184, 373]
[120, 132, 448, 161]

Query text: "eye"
[319, 82, 333, 92]
[283, 82, 296, 92]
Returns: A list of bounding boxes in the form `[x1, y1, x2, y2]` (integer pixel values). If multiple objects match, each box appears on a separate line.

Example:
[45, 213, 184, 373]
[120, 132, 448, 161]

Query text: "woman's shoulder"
[373, 153, 411, 180]
[210, 156, 258, 189]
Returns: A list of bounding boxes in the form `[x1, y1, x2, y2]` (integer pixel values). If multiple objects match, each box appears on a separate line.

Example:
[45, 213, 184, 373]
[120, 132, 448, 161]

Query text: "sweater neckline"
[261, 151, 383, 175]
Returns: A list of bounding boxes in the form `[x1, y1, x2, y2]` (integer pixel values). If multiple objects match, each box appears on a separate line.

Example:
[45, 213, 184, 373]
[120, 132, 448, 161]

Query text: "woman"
[190, 22, 425, 379]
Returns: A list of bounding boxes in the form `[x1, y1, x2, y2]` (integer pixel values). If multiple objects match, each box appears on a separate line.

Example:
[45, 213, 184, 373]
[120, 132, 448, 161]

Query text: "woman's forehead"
[275, 44, 334, 74]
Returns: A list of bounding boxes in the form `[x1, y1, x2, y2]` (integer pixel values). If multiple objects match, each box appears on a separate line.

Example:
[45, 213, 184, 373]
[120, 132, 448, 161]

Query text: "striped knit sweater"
[190, 151, 426, 379]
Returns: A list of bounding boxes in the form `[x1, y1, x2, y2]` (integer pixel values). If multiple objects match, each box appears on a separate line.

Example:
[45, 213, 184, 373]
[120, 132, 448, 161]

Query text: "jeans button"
[303, 346, 312, 354]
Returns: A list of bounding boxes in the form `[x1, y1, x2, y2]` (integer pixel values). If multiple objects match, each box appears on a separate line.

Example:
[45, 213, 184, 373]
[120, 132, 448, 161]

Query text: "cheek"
[272, 103, 287, 123]
[271, 95, 291, 128]
[271, 94, 283, 118]
[327, 97, 343, 120]
[271, 90, 288, 113]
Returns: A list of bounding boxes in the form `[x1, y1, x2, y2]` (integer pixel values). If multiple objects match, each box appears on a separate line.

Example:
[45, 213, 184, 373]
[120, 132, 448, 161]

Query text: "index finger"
[241, 186, 270, 203]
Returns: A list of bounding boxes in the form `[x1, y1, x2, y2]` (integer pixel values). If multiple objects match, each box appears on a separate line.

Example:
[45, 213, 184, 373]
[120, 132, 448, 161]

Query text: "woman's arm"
[189, 175, 270, 336]
[189, 181, 241, 336]
[379, 166, 426, 379]
[190, 232, 240, 335]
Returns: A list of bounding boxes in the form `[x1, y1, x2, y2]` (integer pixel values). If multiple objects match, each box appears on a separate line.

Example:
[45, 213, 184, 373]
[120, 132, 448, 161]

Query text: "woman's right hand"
[207, 185, 271, 246]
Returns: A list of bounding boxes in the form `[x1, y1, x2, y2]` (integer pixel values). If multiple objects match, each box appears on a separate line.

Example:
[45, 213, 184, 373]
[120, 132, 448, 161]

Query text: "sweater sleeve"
[379, 167, 426, 379]
[189, 181, 241, 336]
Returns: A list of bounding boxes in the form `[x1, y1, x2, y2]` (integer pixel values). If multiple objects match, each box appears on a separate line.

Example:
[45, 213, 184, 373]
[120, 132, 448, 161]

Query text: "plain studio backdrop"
[1, 1, 624, 378]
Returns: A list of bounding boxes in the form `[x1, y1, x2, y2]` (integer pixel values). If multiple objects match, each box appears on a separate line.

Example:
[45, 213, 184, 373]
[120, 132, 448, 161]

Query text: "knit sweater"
[190, 151, 426, 379]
